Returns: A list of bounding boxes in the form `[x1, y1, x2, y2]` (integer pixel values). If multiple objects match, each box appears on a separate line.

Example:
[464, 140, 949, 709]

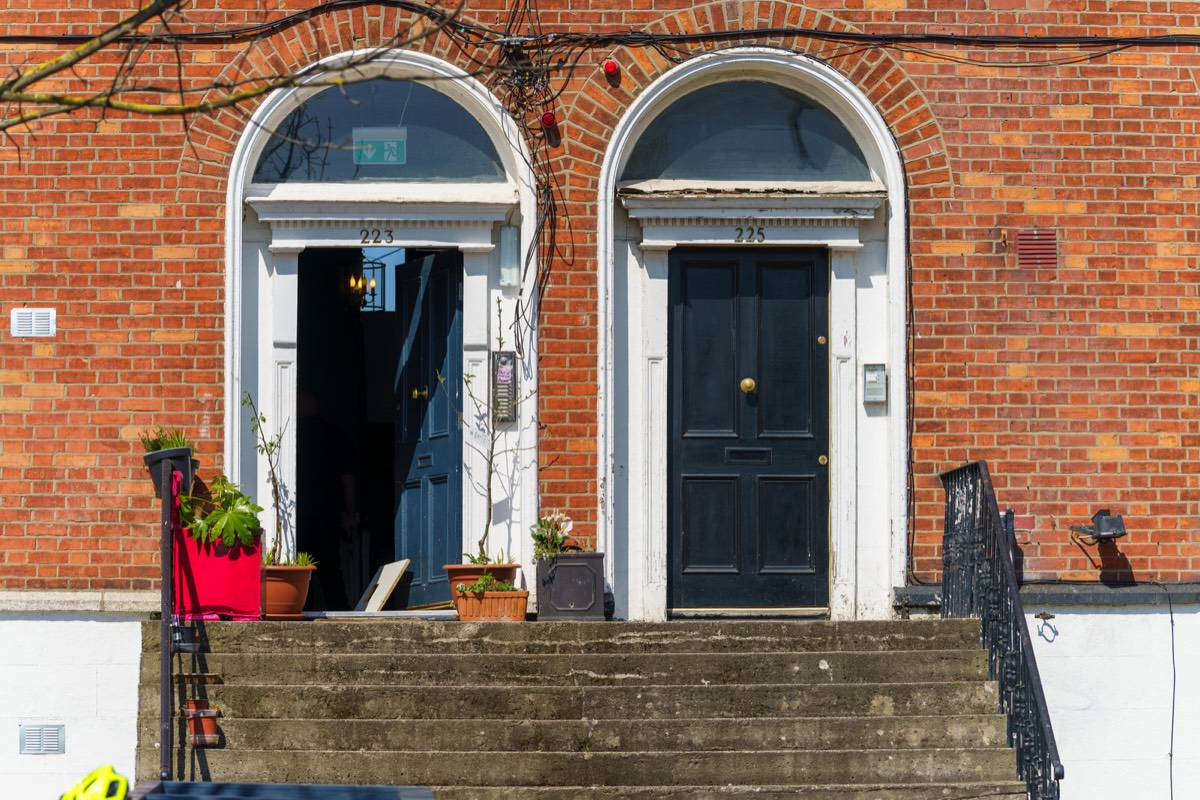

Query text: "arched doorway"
[224, 51, 538, 609]
[598, 49, 908, 621]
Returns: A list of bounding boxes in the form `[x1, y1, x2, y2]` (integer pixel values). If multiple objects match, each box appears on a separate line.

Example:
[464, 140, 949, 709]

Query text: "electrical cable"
[0, 1, 502, 46]
[8, 2, 1200, 60]
[1155, 580, 1177, 800]
[901, 152, 922, 586]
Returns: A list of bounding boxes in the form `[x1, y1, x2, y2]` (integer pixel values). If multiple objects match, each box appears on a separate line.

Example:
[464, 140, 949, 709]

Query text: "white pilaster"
[828, 251, 858, 620]
[266, 244, 302, 555]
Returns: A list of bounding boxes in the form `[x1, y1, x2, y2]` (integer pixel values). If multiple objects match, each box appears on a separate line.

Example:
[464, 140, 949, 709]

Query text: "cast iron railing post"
[940, 461, 1064, 800]
[158, 457, 177, 781]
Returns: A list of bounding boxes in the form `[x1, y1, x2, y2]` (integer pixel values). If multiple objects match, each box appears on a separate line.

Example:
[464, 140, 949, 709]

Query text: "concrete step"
[140, 681, 1001, 721]
[147, 649, 989, 687]
[136, 747, 1020, 788]
[140, 714, 1011, 753]
[431, 785, 1028, 800]
[145, 619, 984, 656]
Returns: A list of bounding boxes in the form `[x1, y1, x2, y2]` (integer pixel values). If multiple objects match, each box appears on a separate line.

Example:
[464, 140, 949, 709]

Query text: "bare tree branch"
[0, 1, 458, 133]
[2, 0, 183, 96]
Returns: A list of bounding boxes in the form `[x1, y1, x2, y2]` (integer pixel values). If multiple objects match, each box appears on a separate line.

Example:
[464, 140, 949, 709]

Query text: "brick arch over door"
[563, 3, 953, 198]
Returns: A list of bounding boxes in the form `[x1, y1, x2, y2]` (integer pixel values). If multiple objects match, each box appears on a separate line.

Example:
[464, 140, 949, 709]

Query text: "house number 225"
[734, 226, 766, 243]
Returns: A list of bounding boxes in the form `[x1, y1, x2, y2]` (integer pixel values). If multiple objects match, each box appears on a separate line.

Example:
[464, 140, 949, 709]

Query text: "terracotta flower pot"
[454, 590, 529, 622]
[183, 699, 220, 748]
[261, 564, 315, 620]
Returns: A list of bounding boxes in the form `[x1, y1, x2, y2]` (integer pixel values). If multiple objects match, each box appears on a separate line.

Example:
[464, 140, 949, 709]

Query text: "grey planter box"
[143, 447, 197, 498]
[535, 552, 605, 620]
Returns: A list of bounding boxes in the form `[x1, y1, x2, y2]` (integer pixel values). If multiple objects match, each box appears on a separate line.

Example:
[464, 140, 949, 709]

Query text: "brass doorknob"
[740, 377, 756, 394]
[411, 386, 429, 400]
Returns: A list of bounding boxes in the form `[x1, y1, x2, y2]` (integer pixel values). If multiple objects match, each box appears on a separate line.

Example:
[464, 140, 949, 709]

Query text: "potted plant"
[444, 549, 519, 599]
[182, 698, 220, 748]
[140, 426, 199, 498]
[452, 570, 529, 622]
[531, 511, 605, 620]
[244, 392, 318, 619]
[174, 474, 263, 621]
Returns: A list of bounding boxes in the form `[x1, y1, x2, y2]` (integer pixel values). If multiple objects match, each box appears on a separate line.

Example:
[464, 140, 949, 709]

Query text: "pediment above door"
[245, 182, 517, 251]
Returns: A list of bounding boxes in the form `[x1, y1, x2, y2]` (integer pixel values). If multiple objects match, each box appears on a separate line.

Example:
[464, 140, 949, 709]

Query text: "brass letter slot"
[725, 448, 772, 465]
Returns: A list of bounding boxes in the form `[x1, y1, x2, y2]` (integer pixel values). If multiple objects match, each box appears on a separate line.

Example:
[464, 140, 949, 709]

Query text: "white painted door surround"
[598, 50, 909, 621]
[223, 51, 539, 570]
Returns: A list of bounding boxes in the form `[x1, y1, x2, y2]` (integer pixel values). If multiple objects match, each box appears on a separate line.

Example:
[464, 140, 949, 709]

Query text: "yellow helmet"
[60, 765, 128, 800]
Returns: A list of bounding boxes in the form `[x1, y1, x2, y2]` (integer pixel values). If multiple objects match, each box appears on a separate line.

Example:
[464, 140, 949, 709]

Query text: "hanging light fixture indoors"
[347, 257, 384, 311]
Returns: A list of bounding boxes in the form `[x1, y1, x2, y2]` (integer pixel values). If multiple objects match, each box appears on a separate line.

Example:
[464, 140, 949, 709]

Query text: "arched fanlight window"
[252, 78, 506, 183]
[621, 80, 871, 182]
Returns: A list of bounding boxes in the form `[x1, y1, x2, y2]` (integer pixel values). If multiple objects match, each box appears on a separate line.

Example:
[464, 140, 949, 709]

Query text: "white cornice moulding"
[246, 183, 516, 251]
[620, 190, 884, 252]
[247, 181, 517, 221]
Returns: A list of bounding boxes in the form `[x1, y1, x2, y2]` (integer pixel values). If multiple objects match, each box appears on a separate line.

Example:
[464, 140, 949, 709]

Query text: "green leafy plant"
[454, 570, 519, 594]
[180, 474, 262, 548]
[242, 391, 290, 566]
[139, 426, 193, 453]
[263, 547, 318, 567]
[531, 511, 573, 562]
[465, 547, 509, 566]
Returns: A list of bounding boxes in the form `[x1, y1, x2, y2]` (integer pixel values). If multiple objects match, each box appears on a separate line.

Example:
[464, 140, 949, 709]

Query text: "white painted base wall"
[0, 614, 143, 799]
[1027, 605, 1200, 800]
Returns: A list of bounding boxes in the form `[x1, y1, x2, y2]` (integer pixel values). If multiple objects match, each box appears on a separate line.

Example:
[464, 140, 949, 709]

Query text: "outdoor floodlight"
[1070, 509, 1127, 543]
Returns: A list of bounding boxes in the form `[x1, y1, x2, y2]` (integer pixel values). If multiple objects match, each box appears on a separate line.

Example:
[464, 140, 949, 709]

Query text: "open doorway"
[297, 247, 464, 610]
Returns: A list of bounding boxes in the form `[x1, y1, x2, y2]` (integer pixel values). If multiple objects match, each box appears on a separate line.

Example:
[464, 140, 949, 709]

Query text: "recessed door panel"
[758, 476, 818, 573]
[679, 263, 739, 437]
[681, 476, 739, 573]
[758, 264, 816, 437]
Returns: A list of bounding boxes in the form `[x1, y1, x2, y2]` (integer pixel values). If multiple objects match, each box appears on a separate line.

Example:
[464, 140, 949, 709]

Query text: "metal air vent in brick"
[1013, 229, 1058, 270]
[19, 724, 65, 755]
[10, 307, 56, 337]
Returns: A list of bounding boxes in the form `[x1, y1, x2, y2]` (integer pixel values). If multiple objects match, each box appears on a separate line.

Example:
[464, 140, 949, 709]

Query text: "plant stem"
[243, 391, 286, 565]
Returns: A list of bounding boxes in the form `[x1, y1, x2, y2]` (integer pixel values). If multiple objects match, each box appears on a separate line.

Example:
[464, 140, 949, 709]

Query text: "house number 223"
[360, 228, 394, 244]
[734, 226, 766, 243]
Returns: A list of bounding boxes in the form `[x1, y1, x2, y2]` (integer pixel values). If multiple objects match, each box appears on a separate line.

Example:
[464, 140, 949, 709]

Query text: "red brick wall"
[0, 1, 1196, 591]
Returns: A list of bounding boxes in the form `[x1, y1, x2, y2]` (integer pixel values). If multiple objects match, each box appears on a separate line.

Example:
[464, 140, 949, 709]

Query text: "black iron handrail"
[151, 452, 193, 781]
[158, 457, 176, 781]
[940, 461, 1064, 800]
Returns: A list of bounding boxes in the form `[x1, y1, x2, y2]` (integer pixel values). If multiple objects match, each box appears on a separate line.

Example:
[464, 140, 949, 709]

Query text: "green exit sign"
[352, 127, 407, 165]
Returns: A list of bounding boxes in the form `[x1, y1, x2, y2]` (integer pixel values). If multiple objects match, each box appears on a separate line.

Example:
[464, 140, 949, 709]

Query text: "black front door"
[668, 248, 830, 610]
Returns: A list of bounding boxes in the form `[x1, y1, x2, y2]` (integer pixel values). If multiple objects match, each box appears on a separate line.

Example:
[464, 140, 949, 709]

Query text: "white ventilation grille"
[10, 308, 56, 337]
[19, 724, 65, 755]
